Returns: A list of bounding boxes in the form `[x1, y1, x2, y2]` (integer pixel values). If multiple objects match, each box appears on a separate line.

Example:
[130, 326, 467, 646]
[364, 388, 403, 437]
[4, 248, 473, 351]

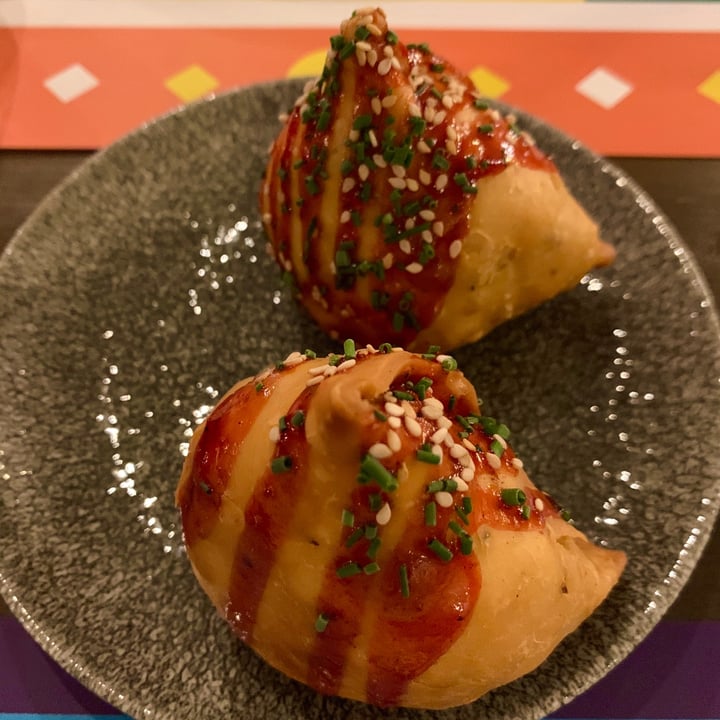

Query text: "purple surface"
[1, 615, 719, 718]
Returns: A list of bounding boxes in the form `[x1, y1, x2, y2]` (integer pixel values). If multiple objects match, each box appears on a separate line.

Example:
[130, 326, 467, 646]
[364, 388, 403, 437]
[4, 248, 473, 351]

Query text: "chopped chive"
[496, 423, 511, 439]
[431, 152, 450, 171]
[339, 41, 356, 60]
[379, 342, 393, 353]
[490, 439, 505, 457]
[328, 353, 341, 366]
[254, 382, 264, 392]
[199, 481, 212, 495]
[418, 242, 435, 265]
[521, 504, 532, 520]
[455, 505, 470, 525]
[462, 496, 473, 513]
[393, 390, 415, 401]
[354, 25, 370, 40]
[425, 501, 437, 526]
[478, 123, 494, 134]
[343, 338, 356, 358]
[501, 488, 526, 506]
[373, 409, 387, 422]
[337, 561, 362, 579]
[448, 394, 457, 411]
[271, 455, 292, 474]
[365, 524, 378, 539]
[460, 534, 473, 556]
[305, 176, 321, 195]
[345, 527, 365, 548]
[304, 348, 317, 359]
[448, 520, 464, 536]
[368, 492, 383, 512]
[561, 508, 573, 522]
[353, 114, 373, 130]
[360, 454, 397, 491]
[315, 613, 330, 632]
[340, 158, 354, 176]
[427, 480, 444, 494]
[341, 509, 355, 527]
[430, 62, 445, 73]
[414, 377, 433, 400]
[443, 479, 458, 492]
[386, 30, 399, 45]
[428, 538, 453, 562]
[291, 411, 305, 428]
[392, 312, 405, 332]
[367, 537, 381, 560]
[441, 357, 458, 371]
[473, 99, 489, 110]
[417, 448, 440, 464]
[278, 416, 287, 432]
[364, 562, 381, 575]
[399, 563, 410, 597]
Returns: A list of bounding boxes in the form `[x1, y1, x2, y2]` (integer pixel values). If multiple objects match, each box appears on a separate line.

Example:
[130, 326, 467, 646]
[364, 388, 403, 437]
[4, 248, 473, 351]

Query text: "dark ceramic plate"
[1, 79, 720, 720]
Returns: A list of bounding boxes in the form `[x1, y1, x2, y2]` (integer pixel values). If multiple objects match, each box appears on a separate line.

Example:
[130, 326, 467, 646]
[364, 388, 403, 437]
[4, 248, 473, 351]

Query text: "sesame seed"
[371, 97, 382, 115]
[269, 425, 280, 443]
[435, 491, 454, 508]
[433, 110, 447, 126]
[367, 22, 382, 36]
[385, 402, 405, 417]
[377, 57, 392, 76]
[356, 40, 372, 52]
[382, 253, 394, 269]
[349, 129, 360, 142]
[373, 153, 387, 168]
[283, 350, 304, 365]
[401, 401, 417, 419]
[406, 178, 420, 192]
[442, 94, 455, 110]
[511, 457, 524, 469]
[369, 442, 393, 459]
[462, 437, 476, 451]
[493, 433, 508, 450]
[308, 364, 329, 376]
[486, 452, 502, 470]
[424, 106, 436, 123]
[435, 174, 448, 190]
[450, 444, 468, 459]
[358, 164, 370, 182]
[446, 126, 457, 142]
[391, 164, 406, 178]
[406, 262, 423, 274]
[421, 229, 433, 244]
[387, 429, 402, 451]
[444, 433, 456, 447]
[445, 139, 458, 155]
[430, 427, 448, 444]
[399, 239, 412, 254]
[388, 177, 407, 190]
[376, 502, 392, 526]
[461, 467, 474, 482]
[433, 220, 445, 237]
[356, 47, 367, 67]
[459, 454, 473, 468]
[382, 94, 398, 108]
[437, 416, 452, 429]
[324, 365, 338, 376]
[455, 476, 469, 491]
[388, 416, 402, 429]
[408, 104, 422, 118]
[449, 239, 463, 259]
[404, 415, 422, 437]
[404, 218, 415, 230]
[534, 497, 545, 512]
[419, 209, 436, 222]
[367, 49, 378, 67]
[306, 375, 324, 387]
[340, 210, 351, 224]
[417, 140, 432, 154]
[262, 212, 272, 224]
[337, 358, 357, 371]
[383, 45, 394, 58]
[342, 177, 356, 193]
[368, 129, 378, 147]
[419, 169, 432, 185]
[391, 56, 401, 70]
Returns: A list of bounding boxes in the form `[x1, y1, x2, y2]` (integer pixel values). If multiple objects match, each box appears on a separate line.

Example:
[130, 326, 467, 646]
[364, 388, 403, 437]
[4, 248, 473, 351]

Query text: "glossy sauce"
[263, 16, 556, 346]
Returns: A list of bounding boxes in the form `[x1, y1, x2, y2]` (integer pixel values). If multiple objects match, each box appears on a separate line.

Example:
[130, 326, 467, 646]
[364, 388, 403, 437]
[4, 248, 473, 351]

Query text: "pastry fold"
[261, 7, 615, 351]
[176, 344, 625, 708]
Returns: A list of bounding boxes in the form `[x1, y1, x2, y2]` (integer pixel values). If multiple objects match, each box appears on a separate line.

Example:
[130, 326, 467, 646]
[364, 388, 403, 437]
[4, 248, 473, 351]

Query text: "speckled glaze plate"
[1, 78, 720, 720]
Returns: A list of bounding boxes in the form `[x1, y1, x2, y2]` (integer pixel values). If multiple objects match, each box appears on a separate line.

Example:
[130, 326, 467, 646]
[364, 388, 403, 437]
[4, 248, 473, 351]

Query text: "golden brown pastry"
[260, 7, 615, 351]
[176, 342, 626, 708]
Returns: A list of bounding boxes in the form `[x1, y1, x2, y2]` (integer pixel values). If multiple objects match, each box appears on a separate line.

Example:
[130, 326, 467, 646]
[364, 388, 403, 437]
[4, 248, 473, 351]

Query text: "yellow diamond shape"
[698, 69, 720, 104]
[469, 66, 510, 99]
[165, 65, 219, 103]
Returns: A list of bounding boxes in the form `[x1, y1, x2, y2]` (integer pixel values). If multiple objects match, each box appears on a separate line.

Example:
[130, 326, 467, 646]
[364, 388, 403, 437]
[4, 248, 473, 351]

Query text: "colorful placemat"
[1, 1, 719, 155]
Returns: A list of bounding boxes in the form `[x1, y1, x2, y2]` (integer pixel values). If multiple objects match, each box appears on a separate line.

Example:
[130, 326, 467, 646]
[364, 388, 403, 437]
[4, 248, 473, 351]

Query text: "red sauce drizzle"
[225, 385, 314, 642]
[177, 374, 281, 547]
[264, 18, 556, 346]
